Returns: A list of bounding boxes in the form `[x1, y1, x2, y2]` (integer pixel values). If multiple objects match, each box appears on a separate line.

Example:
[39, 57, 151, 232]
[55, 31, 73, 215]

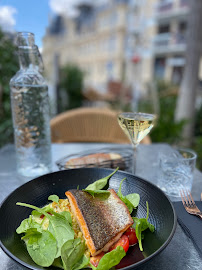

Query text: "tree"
[58, 64, 84, 112]
[0, 29, 18, 147]
[175, 0, 202, 146]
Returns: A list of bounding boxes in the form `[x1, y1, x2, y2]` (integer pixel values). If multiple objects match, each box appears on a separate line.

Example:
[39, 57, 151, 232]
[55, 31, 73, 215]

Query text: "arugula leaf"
[132, 201, 155, 251]
[25, 229, 57, 267]
[31, 204, 53, 219]
[21, 228, 41, 240]
[16, 215, 43, 234]
[117, 178, 134, 213]
[52, 257, 64, 269]
[60, 211, 72, 226]
[126, 193, 140, 208]
[72, 254, 89, 270]
[42, 204, 54, 212]
[85, 167, 119, 191]
[16, 202, 75, 258]
[48, 195, 59, 203]
[61, 238, 86, 270]
[45, 212, 75, 258]
[93, 246, 126, 270]
[117, 178, 140, 213]
[16, 202, 54, 220]
[16, 217, 32, 234]
[84, 190, 110, 197]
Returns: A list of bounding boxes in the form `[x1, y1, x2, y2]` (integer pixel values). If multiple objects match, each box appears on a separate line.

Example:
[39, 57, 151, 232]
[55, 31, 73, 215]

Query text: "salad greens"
[132, 202, 155, 251]
[16, 202, 75, 258]
[16, 168, 155, 270]
[117, 178, 140, 214]
[61, 238, 88, 270]
[16, 215, 43, 234]
[85, 167, 118, 191]
[48, 194, 60, 203]
[23, 229, 57, 267]
[84, 190, 110, 197]
[90, 246, 126, 270]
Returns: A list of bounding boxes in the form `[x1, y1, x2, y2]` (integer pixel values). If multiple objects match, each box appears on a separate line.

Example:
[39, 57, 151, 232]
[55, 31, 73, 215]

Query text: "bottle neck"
[18, 46, 43, 73]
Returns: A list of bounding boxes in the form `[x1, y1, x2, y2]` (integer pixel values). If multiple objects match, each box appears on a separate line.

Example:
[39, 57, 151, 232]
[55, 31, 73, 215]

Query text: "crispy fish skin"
[65, 189, 133, 256]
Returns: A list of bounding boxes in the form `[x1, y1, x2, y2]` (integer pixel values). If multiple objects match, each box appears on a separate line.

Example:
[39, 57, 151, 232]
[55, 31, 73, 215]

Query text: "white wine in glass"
[117, 112, 156, 173]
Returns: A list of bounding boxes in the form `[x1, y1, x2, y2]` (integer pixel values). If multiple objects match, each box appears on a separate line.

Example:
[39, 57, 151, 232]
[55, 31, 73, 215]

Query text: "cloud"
[0, 6, 17, 32]
[49, 0, 108, 17]
[49, 0, 81, 17]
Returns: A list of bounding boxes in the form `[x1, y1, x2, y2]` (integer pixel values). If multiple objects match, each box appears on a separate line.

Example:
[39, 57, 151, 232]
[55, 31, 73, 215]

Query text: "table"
[0, 143, 202, 270]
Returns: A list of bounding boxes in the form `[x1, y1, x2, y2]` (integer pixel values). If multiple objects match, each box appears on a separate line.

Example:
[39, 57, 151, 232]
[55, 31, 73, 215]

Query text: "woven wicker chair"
[50, 107, 151, 144]
[50, 107, 130, 143]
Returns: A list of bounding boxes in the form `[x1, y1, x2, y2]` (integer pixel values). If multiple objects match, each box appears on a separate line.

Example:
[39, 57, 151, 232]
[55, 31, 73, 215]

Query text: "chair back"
[50, 107, 130, 143]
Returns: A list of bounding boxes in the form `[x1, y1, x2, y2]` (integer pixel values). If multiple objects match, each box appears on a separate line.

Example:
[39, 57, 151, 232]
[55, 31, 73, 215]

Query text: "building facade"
[43, 0, 158, 94]
[124, 0, 157, 96]
[43, 0, 128, 91]
[153, 0, 190, 84]
[43, 0, 200, 98]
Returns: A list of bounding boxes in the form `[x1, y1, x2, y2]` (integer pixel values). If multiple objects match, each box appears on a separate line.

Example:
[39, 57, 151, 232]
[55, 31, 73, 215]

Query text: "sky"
[0, 0, 107, 49]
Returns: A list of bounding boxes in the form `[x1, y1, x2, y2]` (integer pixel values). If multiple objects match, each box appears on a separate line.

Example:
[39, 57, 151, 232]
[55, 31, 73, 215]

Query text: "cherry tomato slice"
[109, 235, 129, 253]
[124, 227, 138, 246]
[90, 252, 105, 267]
[40, 212, 52, 219]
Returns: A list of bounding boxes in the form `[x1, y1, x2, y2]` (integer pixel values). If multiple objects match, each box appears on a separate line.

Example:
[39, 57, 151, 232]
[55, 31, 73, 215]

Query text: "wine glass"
[117, 112, 156, 174]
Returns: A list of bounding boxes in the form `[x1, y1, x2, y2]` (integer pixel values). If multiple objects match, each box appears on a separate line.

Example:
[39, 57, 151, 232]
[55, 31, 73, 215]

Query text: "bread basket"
[56, 146, 133, 173]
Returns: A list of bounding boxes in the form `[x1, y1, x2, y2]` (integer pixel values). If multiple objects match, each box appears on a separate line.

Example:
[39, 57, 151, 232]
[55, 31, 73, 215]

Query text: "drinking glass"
[157, 148, 197, 201]
[117, 112, 156, 174]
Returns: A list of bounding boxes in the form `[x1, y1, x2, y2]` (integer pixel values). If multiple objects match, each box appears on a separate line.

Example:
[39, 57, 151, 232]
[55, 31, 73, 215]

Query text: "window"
[158, 24, 170, 34]
[108, 35, 116, 51]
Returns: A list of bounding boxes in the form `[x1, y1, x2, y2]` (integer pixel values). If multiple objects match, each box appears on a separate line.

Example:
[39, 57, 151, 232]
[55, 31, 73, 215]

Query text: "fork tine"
[188, 190, 195, 206]
[186, 190, 193, 206]
[180, 190, 186, 206]
[181, 189, 188, 206]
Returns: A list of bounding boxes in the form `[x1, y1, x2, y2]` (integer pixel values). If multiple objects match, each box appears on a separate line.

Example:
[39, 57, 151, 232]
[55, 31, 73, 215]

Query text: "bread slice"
[65, 153, 124, 169]
[65, 189, 133, 256]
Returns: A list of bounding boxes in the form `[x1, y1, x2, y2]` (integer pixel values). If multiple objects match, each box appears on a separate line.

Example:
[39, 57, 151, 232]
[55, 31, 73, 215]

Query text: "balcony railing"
[156, 0, 189, 19]
[157, 1, 173, 13]
[153, 32, 186, 54]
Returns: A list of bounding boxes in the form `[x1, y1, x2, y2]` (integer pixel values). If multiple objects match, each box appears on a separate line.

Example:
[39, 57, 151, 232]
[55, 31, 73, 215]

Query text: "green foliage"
[0, 29, 18, 147]
[58, 64, 84, 112]
[146, 80, 186, 144]
[193, 136, 202, 171]
[193, 105, 202, 170]
[141, 80, 202, 171]
[195, 104, 202, 137]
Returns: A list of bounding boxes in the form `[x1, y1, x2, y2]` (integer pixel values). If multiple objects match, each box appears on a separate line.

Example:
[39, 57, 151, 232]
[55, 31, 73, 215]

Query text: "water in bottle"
[10, 32, 52, 178]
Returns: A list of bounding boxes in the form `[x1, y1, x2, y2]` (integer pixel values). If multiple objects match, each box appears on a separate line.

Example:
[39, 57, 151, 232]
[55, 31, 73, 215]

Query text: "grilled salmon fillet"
[65, 189, 133, 256]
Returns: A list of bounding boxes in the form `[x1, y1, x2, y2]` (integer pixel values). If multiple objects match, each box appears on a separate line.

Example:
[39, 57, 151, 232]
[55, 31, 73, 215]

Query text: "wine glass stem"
[132, 144, 138, 174]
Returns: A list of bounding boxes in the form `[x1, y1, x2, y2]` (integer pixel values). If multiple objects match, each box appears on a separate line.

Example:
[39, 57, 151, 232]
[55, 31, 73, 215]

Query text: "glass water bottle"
[10, 32, 52, 178]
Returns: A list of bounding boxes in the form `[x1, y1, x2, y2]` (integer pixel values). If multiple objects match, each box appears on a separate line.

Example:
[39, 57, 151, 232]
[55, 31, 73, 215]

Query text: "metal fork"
[180, 190, 202, 219]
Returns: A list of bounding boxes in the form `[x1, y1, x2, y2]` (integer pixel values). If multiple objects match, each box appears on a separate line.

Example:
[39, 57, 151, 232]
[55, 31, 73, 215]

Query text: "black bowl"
[0, 168, 177, 270]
